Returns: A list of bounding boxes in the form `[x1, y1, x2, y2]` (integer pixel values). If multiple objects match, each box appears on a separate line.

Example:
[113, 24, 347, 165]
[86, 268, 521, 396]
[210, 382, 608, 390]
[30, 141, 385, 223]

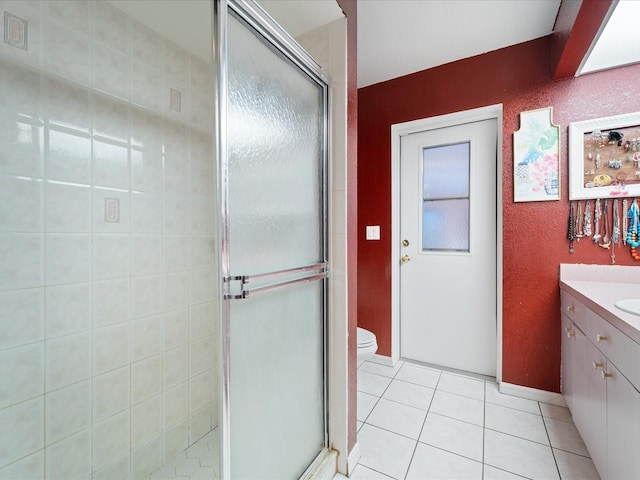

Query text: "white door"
[400, 119, 497, 376]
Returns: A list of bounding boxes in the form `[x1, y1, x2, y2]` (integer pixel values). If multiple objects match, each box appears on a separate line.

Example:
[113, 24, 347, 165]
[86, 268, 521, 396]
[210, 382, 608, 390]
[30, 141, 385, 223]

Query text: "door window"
[422, 142, 470, 251]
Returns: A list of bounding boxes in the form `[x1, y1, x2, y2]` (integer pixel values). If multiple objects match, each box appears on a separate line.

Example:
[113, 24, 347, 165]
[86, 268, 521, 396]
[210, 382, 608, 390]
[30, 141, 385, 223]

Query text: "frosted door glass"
[422, 199, 469, 251]
[226, 12, 326, 480]
[423, 143, 469, 199]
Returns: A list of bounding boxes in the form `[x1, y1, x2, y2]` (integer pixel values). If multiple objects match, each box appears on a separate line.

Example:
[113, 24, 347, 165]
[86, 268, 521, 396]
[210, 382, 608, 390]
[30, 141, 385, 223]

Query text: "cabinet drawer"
[561, 290, 588, 333]
[587, 309, 640, 390]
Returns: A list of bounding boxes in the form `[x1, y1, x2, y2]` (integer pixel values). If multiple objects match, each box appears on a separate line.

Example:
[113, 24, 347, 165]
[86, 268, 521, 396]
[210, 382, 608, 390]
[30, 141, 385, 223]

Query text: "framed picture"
[513, 107, 560, 202]
[569, 111, 640, 200]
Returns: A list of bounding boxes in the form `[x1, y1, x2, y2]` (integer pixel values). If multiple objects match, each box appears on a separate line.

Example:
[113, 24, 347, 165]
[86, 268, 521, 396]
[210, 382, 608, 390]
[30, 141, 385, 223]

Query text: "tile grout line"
[539, 400, 563, 480]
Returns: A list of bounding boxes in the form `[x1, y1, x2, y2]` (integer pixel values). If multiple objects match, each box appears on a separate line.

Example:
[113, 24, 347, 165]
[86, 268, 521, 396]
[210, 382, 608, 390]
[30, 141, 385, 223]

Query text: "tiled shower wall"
[0, 1, 218, 478]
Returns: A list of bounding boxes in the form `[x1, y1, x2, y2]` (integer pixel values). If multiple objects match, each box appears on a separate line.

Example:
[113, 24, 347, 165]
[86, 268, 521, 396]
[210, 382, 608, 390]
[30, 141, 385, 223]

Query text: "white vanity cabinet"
[560, 288, 640, 480]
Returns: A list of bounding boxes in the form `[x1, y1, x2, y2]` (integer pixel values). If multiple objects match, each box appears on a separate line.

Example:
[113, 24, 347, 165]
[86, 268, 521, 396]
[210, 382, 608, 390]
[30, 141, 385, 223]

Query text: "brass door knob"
[402, 239, 410, 247]
[401, 254, 410, 263]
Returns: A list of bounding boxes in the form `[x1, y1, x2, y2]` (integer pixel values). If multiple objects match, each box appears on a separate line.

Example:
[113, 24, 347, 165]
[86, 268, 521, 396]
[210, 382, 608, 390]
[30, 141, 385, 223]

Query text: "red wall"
[358, 36, 640, 392]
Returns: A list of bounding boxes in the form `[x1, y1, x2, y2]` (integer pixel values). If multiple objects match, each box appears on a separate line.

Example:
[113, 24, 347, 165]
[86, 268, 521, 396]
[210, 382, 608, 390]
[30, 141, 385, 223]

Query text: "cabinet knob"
[592, 361, 604, 370]
[596, 334, 608, 343]
[566, 330, 575, 338]
[602, 371, 612, 379]
[567, 305, 576, 312]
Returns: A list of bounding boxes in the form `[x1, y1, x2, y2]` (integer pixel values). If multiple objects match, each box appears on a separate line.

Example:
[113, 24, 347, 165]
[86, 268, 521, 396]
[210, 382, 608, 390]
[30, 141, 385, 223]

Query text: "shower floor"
[149, 429, 220, 479]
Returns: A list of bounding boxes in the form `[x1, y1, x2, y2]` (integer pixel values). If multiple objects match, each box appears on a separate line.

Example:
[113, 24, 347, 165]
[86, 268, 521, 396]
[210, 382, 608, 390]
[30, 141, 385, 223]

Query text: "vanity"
[560, 264, 640, 479]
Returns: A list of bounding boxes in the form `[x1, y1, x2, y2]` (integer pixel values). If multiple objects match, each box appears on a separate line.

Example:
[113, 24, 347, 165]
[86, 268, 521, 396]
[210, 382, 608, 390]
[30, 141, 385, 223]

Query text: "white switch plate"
[366, 225, 380, 240]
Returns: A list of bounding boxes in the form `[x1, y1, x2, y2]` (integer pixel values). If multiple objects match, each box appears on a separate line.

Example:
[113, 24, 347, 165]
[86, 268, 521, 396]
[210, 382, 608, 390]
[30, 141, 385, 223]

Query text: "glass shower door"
[216, 2, 329, 478]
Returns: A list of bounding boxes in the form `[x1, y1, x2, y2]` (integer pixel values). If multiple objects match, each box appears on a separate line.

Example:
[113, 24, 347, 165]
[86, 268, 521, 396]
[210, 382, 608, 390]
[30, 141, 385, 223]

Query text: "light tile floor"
[345, 360, 600, 480]
[148, 429, 219, 480]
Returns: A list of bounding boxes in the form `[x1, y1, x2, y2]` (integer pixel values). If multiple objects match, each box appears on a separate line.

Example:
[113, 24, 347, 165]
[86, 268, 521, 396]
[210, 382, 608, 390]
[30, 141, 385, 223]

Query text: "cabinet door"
[606, 362, 640, 480]
[585, 341, 607, 477]
[561, 314, 575, 410]
[570, 324, 589, 437]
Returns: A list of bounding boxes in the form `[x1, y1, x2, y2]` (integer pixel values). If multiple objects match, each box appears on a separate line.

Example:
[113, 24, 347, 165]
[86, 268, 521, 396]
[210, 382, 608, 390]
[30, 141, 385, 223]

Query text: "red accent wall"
[358, 35, 640, 392]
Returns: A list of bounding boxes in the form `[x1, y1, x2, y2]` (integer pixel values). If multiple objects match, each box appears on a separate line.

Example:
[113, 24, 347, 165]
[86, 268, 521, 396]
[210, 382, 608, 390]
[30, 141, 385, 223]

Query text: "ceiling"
[357, 0, 562, 88]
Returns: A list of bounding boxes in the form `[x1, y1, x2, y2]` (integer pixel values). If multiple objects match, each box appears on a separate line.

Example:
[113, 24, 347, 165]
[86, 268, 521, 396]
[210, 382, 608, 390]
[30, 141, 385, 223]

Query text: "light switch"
[366, 225, 380, 240]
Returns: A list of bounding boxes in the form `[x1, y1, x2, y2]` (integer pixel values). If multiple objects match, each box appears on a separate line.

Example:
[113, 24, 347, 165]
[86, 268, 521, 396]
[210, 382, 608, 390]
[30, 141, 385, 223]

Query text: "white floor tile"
[420, 413, 483, 462]
[358, 424, 416, 480]
[382, 379, 434, 411]
[395, 363, 441, 389]
[544, 417, 590, 457]
[406, 443, 483, 480]
[553, 448, 601, 480]
[482, 464, 528, 479]
[430, 390, 484, 426]
[485, 382, 540, 414]
[485, 402, 549, 445]
[484, 429, 560, 480]
[358, 391, 379, 422]
[358, 371, 393, 396]
[366, 398, 427, 440]
[437, 372, 485, 401]
[349, 464, 395, 479]
[359, 361, 404, 378]
[190, 466, 218, 479]
[540, 402, 573, 423]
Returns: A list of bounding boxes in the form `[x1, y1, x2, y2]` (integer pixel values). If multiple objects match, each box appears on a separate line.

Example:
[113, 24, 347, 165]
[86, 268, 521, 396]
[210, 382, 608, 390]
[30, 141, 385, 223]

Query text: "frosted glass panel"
[423, 143, 469, 199]
[230, 281, 324, 479]
[422, 199, 470, 251]
[225, 9, 326, 480]
[227, 13, 324, 275]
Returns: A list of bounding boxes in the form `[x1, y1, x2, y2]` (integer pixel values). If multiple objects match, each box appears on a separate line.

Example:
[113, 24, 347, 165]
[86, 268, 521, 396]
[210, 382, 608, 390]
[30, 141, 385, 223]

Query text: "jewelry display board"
[569, 111, 640, 200]
[513, 107, 560, 202]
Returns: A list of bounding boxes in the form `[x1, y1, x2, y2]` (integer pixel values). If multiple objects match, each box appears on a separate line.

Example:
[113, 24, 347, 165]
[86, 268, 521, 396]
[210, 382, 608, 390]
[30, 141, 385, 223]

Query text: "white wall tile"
[0, 115, 43, 178]
[189, 336, 212, 377]
[132, 395, 161, 447]
[189, 302, 213, 342]
[45, 234, 91, 285]
[132, 63, 162, 110]
[163, 346, 188, 389]
[132, 148, 163, 193]
[46, 128, 91, 183]
[93, 409, 130, 470]
[190, 234, 214, 270]
[164, 196, 190, 234]
[0, 175, 43, 233]
[131, 109, 163, 151]
[189, 269, 213, 305]
[164, 234, 189, 272]
[0, 450, 44, 479]
[94, 234, 130, 280]
[132, 275, 163, 318]
[190, 57, 211, 94]
[93, 366, 130, 422]
[45, 332, 90, 391]
[93, 187, 130, 234]
[189, 403, 213, 445]
[0, 397, 44, 468]
[163, 42, 189, 85]
[45, 282, 91, 338]
[132, 22, 162, 70]
[45, 77, 90, 133]
[190, 197, 214, 233]
[132, 315, 161, 362]
[162, 418, 188, 463]
[0, 342, 44, 409]
[47, 0, 89, 35]
[45, 181, 91, 233]
[94, 323, 129, 375]
[132, 194, 163, 233]
[0, 1, 44, 70]
[0, 234, 43, 291]
[92, 454, 129, 480]
[163, 309, 188, 350]
[94, 1, 129, 54]
[93, 278, 130, 327]
[164, 272, 188, 311]
[45, 380, 90, 445]
[93, 139, 129, 189]
[131, 355, 162, 404]
[164, 155, 189, 196]
[93, 44, 129, 101]
[93, 93, 128, 143]
[132, 235, 163, 275]
[131, 435, 163, 479]
[163, 381, 188, 428]
[0, 288, 44, 349]
[45, 428, 91, 480]
[0, 60, 41, 118]
[189, 371, 210, 412]
[46, 20, 90, 86]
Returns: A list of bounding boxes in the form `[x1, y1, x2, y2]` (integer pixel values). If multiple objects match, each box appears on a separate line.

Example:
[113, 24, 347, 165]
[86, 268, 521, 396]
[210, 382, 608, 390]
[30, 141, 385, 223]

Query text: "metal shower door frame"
[212, 0, 331, 477]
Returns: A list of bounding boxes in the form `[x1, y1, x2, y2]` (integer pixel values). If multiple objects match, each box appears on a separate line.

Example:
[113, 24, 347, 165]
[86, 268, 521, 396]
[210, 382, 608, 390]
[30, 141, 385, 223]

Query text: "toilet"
[357, 327, 378, 366]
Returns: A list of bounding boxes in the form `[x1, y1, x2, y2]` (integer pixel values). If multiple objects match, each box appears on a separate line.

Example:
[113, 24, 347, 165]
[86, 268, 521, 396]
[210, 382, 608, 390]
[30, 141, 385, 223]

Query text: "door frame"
[390, 104, 503, 383]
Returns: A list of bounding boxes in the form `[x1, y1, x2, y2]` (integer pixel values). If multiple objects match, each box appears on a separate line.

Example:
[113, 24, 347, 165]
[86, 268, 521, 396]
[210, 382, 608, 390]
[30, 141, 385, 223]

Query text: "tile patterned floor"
[148, 430, 219, 480]
[347, 360, 600, 480]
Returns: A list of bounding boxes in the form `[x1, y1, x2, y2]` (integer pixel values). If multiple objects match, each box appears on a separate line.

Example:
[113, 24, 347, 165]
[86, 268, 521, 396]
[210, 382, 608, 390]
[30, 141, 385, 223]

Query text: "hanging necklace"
[576, 201, 583, 239]
[623, 198, 629, 245]
[599, 199, 610, 249]
[568, 202, 576, 253]
[626, 200, 640, 260]
[612, 199, 620, 244]
[593, 199, 602, 243]
[584, 201, 593, 237]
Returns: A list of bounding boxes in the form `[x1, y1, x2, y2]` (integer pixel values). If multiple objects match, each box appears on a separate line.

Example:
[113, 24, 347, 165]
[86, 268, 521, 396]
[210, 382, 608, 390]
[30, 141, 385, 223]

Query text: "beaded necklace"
[626, 200, 640, 260]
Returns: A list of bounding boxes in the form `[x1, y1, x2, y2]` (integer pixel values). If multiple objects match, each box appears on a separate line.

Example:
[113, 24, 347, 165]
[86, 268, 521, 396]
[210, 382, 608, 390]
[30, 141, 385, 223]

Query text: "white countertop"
[560, 264, 640, 344]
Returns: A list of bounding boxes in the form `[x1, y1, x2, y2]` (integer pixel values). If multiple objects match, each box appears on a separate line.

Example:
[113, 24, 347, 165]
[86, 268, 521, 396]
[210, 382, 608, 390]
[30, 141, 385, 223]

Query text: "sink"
[614, 299, 640, 316]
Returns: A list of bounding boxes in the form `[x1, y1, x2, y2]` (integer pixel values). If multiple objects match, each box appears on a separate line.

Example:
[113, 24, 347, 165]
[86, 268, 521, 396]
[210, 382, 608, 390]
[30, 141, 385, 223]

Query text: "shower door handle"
[224, 262, 328, 299]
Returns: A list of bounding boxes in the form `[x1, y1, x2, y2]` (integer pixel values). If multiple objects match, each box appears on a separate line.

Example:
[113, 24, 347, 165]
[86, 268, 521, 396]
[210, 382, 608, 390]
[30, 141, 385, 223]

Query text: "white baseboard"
[346, 442, 360, 476]
[499, 382, 567, 407]
[366, 353, 396, 367]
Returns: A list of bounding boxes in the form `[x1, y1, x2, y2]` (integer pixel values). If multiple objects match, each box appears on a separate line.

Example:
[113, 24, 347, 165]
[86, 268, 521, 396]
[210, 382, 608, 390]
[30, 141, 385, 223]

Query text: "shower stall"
[0, 0, 348, 478]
